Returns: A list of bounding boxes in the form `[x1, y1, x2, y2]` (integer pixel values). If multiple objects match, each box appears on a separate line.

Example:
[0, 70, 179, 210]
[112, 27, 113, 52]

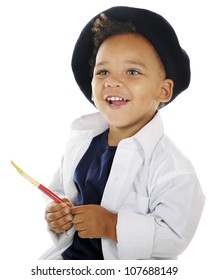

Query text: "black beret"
[71, 6, 190, 106]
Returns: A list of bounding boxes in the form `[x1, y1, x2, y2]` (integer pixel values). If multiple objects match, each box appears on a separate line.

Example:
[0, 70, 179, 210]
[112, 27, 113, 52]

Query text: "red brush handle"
[38, 184, 66, 204]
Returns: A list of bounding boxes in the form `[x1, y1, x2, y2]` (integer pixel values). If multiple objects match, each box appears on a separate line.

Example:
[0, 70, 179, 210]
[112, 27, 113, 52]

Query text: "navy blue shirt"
[62, 129, 117, 260]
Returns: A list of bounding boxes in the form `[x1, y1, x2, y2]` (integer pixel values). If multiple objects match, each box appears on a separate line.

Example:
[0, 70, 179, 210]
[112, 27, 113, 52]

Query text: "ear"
[158, 79, 174, 104]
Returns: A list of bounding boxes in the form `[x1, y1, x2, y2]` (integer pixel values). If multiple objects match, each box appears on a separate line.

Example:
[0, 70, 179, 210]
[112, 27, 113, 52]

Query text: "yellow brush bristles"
[10, 160, 40, 187]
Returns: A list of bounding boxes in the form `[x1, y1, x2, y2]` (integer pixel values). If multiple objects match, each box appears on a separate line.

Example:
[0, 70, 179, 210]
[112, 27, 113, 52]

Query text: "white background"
[0, 0, 207, 278]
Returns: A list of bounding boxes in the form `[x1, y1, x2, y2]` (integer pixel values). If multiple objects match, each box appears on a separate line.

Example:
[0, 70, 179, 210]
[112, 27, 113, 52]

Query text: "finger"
[70, 205, 86, 215]
[72, 213, 86, 225]
[46, 210, 73, 223]
[62, 198, 73, 208]
[51, 222, 74, 234]
[46, 201, 68, 213]
[77, 230, 88, 239]
[74, 221, 86, 232]
[48, 213, 73, 229]
[45, 205, 72, 222]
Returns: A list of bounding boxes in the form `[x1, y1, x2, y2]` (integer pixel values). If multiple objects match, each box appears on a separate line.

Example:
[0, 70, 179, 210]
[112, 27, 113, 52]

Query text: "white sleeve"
[116, 173, 205, 259]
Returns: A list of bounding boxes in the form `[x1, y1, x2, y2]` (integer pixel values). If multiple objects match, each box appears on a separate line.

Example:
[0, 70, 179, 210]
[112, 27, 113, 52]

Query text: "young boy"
[42, 6, 205, 260]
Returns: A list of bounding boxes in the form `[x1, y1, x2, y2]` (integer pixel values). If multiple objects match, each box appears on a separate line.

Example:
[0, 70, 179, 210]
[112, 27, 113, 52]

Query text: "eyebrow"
[95, 60, 146, 68]
[125, 60, 146, 69]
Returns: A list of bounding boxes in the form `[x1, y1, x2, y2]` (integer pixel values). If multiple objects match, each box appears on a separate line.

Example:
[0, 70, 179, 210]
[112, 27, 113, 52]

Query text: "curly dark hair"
[89, 13, 137, 70]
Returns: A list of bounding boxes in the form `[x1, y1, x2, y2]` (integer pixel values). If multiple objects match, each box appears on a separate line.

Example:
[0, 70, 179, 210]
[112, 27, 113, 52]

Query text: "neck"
[107, 111, 157, 146]
[107, 127, 134, 146]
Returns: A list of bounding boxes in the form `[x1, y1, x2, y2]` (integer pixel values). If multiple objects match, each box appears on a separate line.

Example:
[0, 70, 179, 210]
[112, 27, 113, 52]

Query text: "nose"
[104, 78, 123, 88]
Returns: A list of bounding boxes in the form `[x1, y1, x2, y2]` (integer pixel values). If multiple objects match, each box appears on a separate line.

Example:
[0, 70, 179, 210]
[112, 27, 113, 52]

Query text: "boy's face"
[91, 34, 173, 136]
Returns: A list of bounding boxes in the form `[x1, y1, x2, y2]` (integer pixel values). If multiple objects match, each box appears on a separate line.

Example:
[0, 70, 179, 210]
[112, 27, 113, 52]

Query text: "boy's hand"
[71, 205, 117, 241]
[45, 199, 73, 234]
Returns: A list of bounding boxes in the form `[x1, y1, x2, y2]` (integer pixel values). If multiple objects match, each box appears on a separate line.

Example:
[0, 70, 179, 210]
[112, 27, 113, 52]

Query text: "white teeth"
[107, 97, 127, 101]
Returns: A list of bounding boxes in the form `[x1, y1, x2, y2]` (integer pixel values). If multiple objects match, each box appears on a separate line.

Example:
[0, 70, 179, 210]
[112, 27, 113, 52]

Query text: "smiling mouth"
[106, 96, 129, 106]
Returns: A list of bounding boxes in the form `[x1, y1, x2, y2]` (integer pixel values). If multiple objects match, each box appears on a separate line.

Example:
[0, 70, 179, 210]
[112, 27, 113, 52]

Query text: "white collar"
[71, 111, 164, 162]
[131, 112, 164, 161]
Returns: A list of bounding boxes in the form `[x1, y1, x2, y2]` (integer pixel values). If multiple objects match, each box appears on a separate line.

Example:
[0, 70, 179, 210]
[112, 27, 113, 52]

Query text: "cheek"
[132, 82, 159, 101]
[131, 84, 148, 103]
